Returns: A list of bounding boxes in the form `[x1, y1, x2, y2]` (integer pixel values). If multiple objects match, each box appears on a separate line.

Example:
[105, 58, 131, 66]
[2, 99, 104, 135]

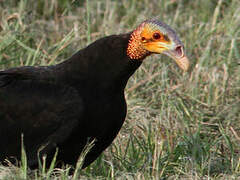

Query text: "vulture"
[0, 19, 189, 169]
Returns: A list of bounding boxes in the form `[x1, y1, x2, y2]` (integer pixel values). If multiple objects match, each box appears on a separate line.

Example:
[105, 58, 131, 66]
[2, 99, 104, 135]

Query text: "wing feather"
[0, 71, 83, 165]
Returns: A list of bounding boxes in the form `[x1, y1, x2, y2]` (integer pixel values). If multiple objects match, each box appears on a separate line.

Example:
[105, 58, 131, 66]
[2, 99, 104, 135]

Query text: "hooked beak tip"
[174, 55, 190, 71]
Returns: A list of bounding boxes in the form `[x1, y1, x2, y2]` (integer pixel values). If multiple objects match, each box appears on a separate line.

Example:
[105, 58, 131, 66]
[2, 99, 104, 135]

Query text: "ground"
[0, 0, 239, 179]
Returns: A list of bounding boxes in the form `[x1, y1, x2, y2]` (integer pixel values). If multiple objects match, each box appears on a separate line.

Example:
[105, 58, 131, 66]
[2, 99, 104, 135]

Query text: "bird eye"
[153, 32, 161, 40]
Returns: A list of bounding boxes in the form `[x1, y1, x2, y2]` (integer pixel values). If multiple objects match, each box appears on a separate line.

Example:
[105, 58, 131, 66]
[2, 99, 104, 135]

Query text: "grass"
[0, 0, 240, 179]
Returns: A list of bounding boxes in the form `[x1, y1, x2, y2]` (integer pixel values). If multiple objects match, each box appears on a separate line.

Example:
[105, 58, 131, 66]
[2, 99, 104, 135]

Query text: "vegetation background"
[0, 0, 239, 179]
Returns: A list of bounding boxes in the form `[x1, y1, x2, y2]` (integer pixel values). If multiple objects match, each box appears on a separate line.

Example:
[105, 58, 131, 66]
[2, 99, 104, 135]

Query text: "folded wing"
[0, 70, 83, 166]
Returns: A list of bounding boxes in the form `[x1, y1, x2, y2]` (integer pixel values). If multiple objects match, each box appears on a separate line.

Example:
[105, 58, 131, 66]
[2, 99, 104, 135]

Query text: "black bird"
[0, 19, 189, 169]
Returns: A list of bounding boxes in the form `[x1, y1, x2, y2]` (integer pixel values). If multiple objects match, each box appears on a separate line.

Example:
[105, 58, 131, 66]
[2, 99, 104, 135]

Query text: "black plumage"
[0, 19, 189, 168]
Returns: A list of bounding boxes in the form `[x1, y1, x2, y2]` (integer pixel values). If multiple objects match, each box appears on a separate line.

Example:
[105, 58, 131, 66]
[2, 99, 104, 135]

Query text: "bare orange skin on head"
[127, 23, 170, 60]
[126, 23, 150, 60]
[141, 24, 170, 43]
[127, 19, 190, 71]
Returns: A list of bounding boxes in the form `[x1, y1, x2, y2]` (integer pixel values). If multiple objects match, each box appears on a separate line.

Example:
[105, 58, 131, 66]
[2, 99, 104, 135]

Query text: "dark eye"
[153, 32, 161, 40]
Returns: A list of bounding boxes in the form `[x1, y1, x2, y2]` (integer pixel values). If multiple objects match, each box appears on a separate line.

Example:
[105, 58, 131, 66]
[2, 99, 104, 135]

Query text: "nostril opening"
[175, 46, 184, 57]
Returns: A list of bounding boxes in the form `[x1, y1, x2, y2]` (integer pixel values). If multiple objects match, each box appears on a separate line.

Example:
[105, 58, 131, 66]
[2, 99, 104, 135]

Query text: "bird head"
[127, 19, 189, 71]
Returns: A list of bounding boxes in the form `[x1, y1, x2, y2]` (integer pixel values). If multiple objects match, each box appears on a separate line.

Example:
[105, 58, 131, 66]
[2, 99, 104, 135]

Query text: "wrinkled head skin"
[127, 19, 189, 71]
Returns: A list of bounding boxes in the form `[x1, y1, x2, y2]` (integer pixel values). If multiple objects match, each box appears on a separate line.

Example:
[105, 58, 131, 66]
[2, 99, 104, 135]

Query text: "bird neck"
[127, 26, 151, 60]
[56, 33, 142, 91]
